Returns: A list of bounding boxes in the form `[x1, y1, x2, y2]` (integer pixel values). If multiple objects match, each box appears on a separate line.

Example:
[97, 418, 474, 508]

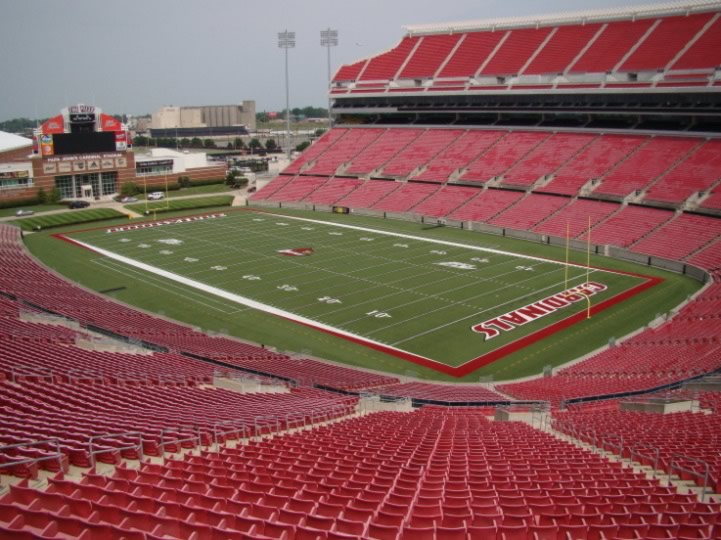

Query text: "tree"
[120, 182, 140, 196]
[133, 135, 148, 147]
[180, 138, 191, 148]
[203, 139, 216, 149]
[226, 170, 248, 189]
[36, 187, 47, 204]
[233, 137, 245, 149]
[314, 128, 327, 138]
[225, 170, 238, 186]
[295, 141, 311, 153]
[248, 138, 262, 152]
[190, 137, 202, 148]
[177, 176, 191, 189]
[0, 117, 44, 133]
[256, 112, 269, 123]
[48, 187, 62, 204]
[265, 138, 277, 151]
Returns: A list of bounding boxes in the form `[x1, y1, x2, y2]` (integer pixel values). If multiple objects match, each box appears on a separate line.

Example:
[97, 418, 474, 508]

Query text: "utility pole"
[278, 30, 296, 159]
[320, 28, 338, 125]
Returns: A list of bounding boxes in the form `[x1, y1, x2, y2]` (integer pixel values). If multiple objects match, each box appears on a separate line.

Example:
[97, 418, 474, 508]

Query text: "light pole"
[278, 30, 295, 159]
[320, 28, 338, 125]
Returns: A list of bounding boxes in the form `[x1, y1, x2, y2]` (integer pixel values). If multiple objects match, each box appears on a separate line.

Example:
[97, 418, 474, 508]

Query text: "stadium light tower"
[278, 30, 296, 159]
[320, 28, 338, 125]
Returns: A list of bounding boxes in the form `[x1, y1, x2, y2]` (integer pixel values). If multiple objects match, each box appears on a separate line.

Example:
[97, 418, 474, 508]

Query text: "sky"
[0, 0, 667, 121]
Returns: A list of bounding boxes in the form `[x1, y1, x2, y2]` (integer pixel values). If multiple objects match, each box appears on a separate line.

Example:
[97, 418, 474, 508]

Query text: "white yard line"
[70, 237, 448, 368]
[92, 258, 248, 315]
[390, 270, 597, 347]
[336, 260, 553, 328]
[242, 210, 628, 275]
[67, 210, 636, 368]
[119, 218, 530, 317]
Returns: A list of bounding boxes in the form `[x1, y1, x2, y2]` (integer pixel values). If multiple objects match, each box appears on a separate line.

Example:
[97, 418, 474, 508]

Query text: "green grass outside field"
[0, 204, 67, 218]
[126, 195, 234, 214]
[135, 183, 234, 199]
[13, 208, 126, 231]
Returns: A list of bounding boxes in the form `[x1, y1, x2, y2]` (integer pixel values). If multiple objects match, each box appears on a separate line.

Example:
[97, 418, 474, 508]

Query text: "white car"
[15, 209, 34, 217]
[147, 192, 165, 200]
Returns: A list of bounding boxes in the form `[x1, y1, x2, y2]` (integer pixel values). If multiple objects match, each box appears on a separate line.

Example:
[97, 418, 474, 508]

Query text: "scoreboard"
[51, 132, 117, 155]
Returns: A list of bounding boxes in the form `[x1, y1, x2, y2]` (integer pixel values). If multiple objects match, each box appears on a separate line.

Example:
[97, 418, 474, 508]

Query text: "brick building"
[0, 104, 226, 204]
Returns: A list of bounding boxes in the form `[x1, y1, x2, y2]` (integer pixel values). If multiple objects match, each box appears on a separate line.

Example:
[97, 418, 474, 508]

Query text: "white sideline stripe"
[92, 258, 245, 315]
[70, 237, 447, 367]
[247, 211, 624, 275]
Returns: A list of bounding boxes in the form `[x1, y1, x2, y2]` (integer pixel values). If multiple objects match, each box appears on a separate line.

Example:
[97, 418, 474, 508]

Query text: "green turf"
[126, 195, 234, 214]
[13, 208, 126, 231]
[29, 206, 700, 381]
[169, 184, 234, 197]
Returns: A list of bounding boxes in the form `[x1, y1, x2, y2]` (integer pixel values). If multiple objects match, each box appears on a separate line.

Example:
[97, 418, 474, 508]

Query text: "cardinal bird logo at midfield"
[277, 247, 315, 257]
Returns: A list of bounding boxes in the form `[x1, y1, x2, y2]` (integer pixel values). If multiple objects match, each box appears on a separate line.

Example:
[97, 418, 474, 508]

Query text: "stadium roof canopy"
[0, 131, 32, 153]
[404, 0, 721, 35]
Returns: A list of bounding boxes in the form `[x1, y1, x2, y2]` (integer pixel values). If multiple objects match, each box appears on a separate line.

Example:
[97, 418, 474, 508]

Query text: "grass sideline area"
[126, 195, 234, 214]
[13, 208, 127, 231]
[30, 206, 702, 382]
[0, 204, 67, 218]
[136, 183, 234, 199]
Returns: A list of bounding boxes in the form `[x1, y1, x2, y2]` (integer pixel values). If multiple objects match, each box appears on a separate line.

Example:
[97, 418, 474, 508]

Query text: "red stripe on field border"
[54, 210, 665, 377]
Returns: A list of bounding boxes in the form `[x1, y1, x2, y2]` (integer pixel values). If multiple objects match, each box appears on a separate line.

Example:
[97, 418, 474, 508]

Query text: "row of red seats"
[0, 224, 401, 392]
[0, 380, 355, 469]
[4, 407, 719, 539]
[256, 127, 716, 204]
[554, 391, 721, 494]
[333, 12, 720, 83]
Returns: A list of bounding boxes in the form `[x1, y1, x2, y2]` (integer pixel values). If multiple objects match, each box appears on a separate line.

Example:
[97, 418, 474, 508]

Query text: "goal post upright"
[586, 215, 592, 319]
[564, 222, 570, 290]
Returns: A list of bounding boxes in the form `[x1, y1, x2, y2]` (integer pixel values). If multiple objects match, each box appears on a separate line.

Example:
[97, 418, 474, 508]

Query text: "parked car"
[15, 209, 34, 217]
[147, 192, 165, 200]
[67, 200, 90, 209]
[114, 195, 138, 203]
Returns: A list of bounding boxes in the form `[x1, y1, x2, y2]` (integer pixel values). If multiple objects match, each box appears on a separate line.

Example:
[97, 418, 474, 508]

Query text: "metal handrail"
[0, 439, 64, 473]
[530, 401, 551, 429]
[159, 426, 201, 453]
[114, 372, 150, 384]
[629, 442, 660, 478]
[10, 366, 54, 384]
[601, 434, 624, 460]
[314, 403, 352, 424]
[89, 431, 143, 468]
[254, 415, 280, 439]
[67, 369, 105, 384]
[670, 453, 711, 502]
[212, 420, 248, 447]
[285, 412, 308, 431]
[157, 373, 191, 385]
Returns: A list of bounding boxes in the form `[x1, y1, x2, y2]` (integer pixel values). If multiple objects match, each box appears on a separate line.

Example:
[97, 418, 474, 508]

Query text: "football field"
[61, 209, 658, 376]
